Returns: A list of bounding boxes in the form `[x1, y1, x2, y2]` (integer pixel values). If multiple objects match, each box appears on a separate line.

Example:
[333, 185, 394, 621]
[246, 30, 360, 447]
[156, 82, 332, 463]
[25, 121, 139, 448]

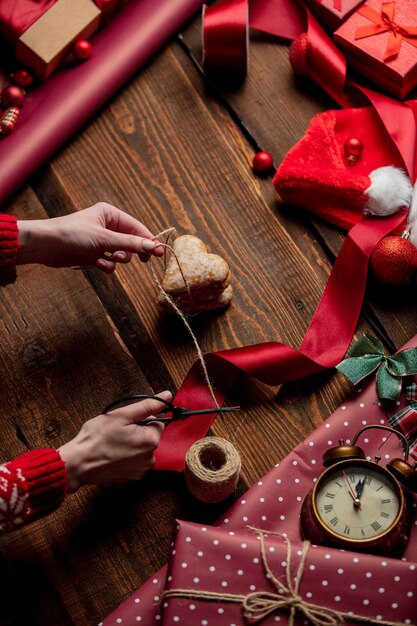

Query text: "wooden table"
[0, 9, 416, 626]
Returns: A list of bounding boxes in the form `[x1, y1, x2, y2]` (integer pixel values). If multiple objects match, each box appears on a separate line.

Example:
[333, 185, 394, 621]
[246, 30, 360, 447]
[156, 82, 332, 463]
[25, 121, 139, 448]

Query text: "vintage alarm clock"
[300, 425, 417, 557]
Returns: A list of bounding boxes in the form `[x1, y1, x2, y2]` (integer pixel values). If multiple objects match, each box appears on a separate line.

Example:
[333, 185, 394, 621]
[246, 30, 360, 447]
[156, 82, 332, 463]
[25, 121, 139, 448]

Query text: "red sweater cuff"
[8, 448, 66, 524]
[0, 214, 18, 286]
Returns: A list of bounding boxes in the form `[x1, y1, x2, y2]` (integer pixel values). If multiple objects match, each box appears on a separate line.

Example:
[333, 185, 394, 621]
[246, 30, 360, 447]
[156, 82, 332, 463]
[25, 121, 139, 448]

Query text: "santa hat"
[273, 107, 414, 234]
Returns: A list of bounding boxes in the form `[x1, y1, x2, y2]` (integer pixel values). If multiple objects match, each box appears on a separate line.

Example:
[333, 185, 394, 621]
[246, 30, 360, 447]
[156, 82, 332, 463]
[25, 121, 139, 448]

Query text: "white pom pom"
[364, 166, 412, 216]
[408, 180, 417, 247]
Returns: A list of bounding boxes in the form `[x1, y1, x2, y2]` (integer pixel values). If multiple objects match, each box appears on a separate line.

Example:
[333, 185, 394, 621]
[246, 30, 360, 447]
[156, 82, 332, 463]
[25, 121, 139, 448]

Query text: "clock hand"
[342, 470, 362, 510]
[355, 477, 366, 499]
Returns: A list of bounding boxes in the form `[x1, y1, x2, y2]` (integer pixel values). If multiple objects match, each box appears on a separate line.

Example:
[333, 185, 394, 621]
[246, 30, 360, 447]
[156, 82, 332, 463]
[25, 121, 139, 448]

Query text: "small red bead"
[72, 39, 93, 61]
[253, 151, 274, 174]
[344, 137, 364, 157]
[10, 69, 33, 89]
[1, 85, 25, 109]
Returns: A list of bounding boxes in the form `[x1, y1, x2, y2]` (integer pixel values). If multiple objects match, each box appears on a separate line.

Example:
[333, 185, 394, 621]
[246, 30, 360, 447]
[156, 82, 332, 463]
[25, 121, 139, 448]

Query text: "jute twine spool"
[184, 437, 241, 503]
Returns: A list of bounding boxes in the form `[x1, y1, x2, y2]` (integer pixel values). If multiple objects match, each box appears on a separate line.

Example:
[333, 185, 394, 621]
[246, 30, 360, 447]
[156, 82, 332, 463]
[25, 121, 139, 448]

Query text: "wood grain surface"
[0, 9, 416, 626]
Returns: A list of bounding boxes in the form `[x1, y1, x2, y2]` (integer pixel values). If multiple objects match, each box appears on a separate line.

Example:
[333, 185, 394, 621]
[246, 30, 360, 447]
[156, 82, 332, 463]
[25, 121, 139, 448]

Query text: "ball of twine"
[184, 437, 241, 504]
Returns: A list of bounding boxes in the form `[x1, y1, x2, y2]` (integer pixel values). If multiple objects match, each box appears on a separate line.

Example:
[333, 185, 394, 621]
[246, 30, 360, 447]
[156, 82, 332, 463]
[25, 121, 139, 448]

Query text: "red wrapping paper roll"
[0, 0, 205, 207]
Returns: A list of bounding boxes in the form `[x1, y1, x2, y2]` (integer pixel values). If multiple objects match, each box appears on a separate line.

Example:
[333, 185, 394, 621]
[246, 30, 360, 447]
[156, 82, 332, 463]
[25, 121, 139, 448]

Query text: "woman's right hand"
[58, 391, 171, 493]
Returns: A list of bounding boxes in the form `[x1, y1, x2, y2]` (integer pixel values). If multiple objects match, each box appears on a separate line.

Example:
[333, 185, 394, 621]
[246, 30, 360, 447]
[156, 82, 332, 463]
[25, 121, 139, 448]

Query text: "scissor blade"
[179, 406, 240, 417]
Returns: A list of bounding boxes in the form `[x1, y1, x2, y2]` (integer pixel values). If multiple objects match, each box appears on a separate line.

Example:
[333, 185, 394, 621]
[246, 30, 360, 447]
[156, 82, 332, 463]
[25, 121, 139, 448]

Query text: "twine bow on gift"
[336, 334, 417, 402]
[162, 528, 411, 626]
[355, 1, 417, 62]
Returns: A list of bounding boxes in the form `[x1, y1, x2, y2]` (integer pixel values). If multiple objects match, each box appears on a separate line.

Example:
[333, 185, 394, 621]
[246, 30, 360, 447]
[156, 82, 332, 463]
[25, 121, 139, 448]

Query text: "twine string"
[150, 229, 219, 408]
[161, 529, 412, 626]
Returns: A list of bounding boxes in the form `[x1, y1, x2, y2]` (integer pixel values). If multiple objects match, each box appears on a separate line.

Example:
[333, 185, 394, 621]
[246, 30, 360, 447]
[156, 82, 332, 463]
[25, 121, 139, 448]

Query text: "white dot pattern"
[107, 373, 417, 626]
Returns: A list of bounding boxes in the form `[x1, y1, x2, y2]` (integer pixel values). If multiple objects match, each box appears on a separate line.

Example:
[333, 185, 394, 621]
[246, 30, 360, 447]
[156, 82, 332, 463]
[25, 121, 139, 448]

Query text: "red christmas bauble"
[10, 69, 33, 89]
[1, 85, 25, 109]
[253, 151, 274, 174]
[289, 33, 308, 77]
[72, 39, 93, 61]
[370, 236, 417, 287]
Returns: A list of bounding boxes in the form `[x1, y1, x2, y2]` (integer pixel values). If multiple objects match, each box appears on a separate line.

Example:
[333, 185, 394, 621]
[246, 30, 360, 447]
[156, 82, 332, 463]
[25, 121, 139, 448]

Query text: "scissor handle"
[102, 394, 174, 414]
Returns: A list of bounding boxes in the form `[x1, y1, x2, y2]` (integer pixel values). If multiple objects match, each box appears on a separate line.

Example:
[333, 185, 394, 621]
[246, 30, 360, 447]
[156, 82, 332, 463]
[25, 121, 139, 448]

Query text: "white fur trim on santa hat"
[408, 180, 417, 247]
[364, 166, 412, 217]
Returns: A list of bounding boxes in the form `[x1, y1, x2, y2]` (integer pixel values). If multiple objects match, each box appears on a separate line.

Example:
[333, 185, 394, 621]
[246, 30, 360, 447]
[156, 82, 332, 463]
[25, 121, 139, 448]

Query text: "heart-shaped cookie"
[157, 235, 233, 314]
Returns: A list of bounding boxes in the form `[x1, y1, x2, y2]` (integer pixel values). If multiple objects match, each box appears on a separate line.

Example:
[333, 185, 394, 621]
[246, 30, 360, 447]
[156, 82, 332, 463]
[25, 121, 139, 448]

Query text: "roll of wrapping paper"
[0, 0, 205, 207]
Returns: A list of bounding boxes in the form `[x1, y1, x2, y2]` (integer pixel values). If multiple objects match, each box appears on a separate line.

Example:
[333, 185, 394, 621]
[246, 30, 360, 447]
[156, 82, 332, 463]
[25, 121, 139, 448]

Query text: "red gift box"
[334, 0, 417, 99]
[303, 0, 365, 32]
[161, 520, 417, 625]
[102, 334, 417, 626]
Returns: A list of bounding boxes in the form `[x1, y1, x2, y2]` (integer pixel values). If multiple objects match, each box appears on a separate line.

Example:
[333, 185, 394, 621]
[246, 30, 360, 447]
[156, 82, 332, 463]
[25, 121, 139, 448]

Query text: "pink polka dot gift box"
[102, 334, 417, 626]
[160, 519, 416, 626]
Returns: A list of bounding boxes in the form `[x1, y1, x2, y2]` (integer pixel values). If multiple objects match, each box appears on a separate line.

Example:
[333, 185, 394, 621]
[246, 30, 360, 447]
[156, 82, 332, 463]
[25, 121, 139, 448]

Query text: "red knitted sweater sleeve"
[0, 449, 66, 533]
[0, 214, 18, 286]
[0, 215, 67, 531]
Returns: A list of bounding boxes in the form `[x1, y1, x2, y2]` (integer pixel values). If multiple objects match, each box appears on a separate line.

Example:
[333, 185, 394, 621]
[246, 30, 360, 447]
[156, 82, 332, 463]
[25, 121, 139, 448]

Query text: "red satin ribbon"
[153, 0, 417, 471]
[203, 0, 248, 74]
[355, 2, 417, 62]
[155, 210, 406, 471]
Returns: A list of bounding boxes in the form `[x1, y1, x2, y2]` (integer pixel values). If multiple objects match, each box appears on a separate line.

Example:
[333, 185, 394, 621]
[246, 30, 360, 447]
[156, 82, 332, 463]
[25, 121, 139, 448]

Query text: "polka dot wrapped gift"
[102, 335, 417, 626]
[161, 520, 416, 626]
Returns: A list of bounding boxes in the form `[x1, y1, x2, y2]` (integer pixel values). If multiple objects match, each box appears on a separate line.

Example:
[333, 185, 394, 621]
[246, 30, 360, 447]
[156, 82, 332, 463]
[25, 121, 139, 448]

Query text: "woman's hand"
[58, 391, 172, 492]
[17, 203, 164, 273]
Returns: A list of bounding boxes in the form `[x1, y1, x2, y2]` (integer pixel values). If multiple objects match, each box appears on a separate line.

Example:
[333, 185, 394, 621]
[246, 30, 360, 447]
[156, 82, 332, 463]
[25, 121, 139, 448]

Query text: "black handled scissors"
[102, 394, 240, 425]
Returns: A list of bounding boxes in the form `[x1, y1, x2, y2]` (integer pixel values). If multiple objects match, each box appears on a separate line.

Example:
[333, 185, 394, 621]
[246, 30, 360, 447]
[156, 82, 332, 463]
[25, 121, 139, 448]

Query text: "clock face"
[315, 463, 401, 541]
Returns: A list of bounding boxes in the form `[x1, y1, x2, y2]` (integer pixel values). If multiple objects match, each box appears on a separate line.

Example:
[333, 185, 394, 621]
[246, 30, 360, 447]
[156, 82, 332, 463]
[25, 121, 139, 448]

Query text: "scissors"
[102, 394, 240, 425]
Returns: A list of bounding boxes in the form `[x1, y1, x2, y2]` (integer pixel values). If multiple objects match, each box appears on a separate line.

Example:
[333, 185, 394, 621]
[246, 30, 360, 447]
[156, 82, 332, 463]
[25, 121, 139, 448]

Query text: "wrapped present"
[161, 520, 417, 626]
[303, 0, 365, 32]
[0, 0, 127, 80]
[334, 0, 417, 99]
[102, 335, 417, 626]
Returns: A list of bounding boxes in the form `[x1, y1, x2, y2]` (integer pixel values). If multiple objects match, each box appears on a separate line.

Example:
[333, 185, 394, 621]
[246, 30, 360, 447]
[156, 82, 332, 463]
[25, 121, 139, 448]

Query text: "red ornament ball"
[1, 85, 25, 109]
[344, 137, 364, 158]
[72, 39, 93, 61]
[253, 151, 274, 174]
[370, 236, 417, 287]
[289, 33, 309, 77]
[10, 69, 33, 89]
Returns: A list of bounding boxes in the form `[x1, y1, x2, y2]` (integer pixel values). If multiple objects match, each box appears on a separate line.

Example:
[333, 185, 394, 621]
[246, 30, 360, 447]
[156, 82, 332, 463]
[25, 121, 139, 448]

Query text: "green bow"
[336, 334, 417, 402]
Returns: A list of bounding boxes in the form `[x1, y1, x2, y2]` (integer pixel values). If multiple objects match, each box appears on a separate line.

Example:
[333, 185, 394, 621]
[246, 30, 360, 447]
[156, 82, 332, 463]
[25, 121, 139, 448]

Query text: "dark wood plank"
[180, 20, 417, 352]
[0, 189, 201, 625]
[37, 38, 366, 485]
[0, 12, 406, 626]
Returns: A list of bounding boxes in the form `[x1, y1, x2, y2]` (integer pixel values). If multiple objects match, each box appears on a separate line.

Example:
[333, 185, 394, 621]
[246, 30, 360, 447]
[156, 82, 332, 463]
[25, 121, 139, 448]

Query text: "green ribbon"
[336, 334, 417, 402]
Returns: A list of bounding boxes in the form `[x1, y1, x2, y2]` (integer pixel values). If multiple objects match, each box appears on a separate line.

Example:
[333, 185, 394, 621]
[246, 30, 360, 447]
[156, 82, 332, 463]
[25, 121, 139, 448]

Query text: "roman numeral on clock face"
[371, 521, 382, 531]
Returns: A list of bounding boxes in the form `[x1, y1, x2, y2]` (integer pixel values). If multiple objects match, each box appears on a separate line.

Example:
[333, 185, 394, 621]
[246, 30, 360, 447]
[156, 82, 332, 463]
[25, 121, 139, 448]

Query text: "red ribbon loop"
[355, 1, 417, 62]
[203, 0, 248, 74]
